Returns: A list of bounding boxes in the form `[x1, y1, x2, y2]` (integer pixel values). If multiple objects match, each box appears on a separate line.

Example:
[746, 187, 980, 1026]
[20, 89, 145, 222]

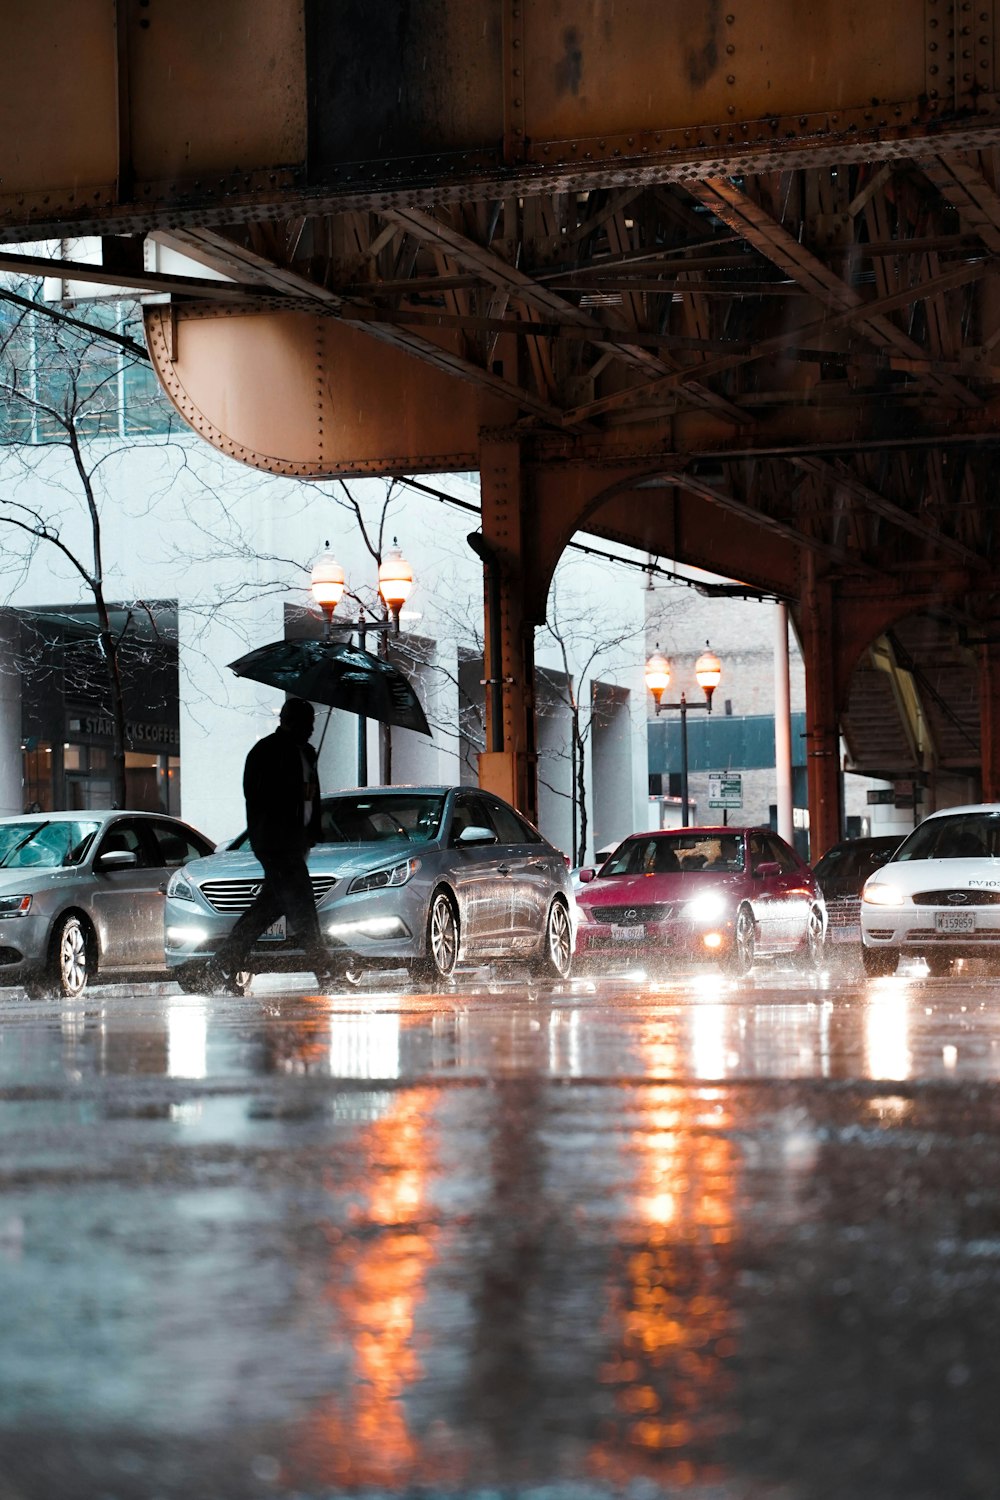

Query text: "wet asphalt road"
[2, 958, 1000, 1500]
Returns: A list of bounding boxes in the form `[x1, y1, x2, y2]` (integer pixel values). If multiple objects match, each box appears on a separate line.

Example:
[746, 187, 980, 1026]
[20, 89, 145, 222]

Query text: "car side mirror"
[98, 849, 138, 870]
[457, 825, 498, 846]
[578, 868, 596, 883]
[754, 860, 781, 877]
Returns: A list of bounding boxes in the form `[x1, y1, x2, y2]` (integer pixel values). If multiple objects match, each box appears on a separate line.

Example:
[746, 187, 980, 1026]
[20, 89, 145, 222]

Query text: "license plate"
[260, 917, 287, 941]
[935, 911, 975, 934]
[611, 924, 644, 942]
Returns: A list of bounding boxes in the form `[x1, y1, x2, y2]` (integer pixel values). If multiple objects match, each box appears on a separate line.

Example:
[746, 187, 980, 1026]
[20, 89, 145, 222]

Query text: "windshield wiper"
[0, 825, 47, 868]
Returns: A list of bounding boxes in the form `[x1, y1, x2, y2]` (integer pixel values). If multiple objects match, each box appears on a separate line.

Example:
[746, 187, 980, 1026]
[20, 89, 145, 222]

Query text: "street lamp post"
[645, 642, 722, 828]
[310, 538, 414, 787]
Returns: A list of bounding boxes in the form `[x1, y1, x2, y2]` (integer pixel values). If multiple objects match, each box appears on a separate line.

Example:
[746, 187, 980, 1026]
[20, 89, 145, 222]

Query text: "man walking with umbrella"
[206, 697, 332, 994]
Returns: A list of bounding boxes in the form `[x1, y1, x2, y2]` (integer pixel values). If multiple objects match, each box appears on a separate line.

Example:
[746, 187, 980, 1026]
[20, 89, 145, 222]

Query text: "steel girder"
[7, 3, 1000, 845]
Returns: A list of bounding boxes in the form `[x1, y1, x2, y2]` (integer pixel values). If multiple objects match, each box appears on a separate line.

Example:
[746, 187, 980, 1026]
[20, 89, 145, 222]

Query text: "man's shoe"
[203, 963, 240, 996]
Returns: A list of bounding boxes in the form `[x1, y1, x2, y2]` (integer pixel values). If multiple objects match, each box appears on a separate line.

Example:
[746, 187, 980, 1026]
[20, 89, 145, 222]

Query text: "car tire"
[793, 905, 826, 971]
[862, 945, 898, 977]
[531, 899, 573, 981]
[30, 914, 92, 1000]
[413, 890, 459, 988]
[722, 905, 755, 976]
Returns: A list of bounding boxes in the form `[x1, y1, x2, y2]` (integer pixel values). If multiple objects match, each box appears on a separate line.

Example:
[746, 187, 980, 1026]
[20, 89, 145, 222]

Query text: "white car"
[860, 804, 1000, 976]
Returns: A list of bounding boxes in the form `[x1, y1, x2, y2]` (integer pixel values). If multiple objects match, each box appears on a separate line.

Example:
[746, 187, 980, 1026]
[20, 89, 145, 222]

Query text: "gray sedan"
[164, 786, 575, 989]
[0, 810, 216, 998]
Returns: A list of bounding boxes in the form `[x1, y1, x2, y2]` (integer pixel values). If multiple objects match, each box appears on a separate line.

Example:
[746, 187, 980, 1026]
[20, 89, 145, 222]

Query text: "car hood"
[183, 838, 420, 884]
[0, 865, 90, 892]
[577, 870, 745, 908]
[865, 856, 1000, 895]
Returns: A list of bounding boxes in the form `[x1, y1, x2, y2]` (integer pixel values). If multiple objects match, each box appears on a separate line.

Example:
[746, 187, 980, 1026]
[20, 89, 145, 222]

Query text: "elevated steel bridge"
[5, 1, 1000, 850]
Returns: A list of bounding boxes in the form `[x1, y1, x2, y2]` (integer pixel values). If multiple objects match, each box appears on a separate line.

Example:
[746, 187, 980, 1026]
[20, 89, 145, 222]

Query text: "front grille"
[913, 889, 1000, 906]
[590, 903, 674, 924]
[826, 898, 860, 929]
[200, 874, 337, 914]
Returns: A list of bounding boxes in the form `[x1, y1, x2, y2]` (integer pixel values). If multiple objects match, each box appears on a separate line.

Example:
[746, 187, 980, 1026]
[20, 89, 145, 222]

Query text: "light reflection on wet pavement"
[2, 963, 1000, 1498]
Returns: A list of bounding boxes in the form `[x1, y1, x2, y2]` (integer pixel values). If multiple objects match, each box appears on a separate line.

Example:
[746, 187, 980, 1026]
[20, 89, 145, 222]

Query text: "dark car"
[812, 835, 901, 952]
[574, 825, 826, 976]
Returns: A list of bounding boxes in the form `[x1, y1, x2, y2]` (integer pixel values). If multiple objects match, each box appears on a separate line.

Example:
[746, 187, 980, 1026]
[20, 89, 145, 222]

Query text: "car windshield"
[894, 811, 1000, 862]
[815, 841, 897, 882]
[0, 820, 101, 869]
[601, 833, 744, 876]
[318, 793, 446, 845]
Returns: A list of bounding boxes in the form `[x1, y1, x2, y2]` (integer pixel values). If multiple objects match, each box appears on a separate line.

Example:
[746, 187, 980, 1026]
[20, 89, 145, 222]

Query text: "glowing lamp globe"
[695, 643, 722, 706]
[644, 648, 672, 705]
[378, 543, 414, 614]
[310, 546, 346, 615]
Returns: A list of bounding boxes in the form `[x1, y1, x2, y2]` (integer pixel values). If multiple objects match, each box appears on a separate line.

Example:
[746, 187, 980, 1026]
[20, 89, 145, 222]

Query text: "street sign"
[708, 772, 742, 809]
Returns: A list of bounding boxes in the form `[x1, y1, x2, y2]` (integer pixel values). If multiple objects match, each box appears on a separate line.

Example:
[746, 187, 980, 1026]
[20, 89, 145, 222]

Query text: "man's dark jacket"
[243, 727, 321, 858]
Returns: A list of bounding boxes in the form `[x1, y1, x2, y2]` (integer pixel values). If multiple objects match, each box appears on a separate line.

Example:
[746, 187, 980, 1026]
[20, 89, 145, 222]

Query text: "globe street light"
[310, 538, 415, 786]
[645, 641, 723, 828]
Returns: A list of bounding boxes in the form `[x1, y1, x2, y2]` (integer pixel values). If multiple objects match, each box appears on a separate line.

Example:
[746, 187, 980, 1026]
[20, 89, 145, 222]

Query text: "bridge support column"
[979, 643, 1000, 801]
[800, 559, 843, 860]
[476, 436, 539, 823]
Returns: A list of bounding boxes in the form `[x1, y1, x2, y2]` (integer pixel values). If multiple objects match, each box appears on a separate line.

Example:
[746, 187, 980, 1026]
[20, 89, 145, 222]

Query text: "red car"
[574, 826, 826, 976]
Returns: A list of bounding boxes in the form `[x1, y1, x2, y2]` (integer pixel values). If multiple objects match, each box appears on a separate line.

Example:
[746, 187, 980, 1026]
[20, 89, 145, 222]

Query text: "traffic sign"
[708, 773, 742, 809]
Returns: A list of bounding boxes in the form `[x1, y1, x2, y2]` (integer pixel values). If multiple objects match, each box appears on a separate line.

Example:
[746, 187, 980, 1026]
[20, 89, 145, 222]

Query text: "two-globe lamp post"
[645, 643, 723, 828]
[309, 540, 414, 786]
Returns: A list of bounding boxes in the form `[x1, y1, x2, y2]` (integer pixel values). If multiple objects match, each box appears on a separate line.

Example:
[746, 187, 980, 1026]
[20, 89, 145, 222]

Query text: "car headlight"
[686, 891, 726, 922]
[166, 872, 196, 902]
[862, 882, 908, 906]
[348, 858, 421, 896]
[0, 894, 31, 918]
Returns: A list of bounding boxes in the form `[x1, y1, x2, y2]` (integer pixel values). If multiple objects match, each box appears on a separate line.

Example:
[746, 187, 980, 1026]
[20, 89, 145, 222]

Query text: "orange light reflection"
[589, 1021, 739, 1487]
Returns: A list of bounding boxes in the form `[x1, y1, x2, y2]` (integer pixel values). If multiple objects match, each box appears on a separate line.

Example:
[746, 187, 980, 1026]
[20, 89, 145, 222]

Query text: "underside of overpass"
[5, 1, 1000, 852]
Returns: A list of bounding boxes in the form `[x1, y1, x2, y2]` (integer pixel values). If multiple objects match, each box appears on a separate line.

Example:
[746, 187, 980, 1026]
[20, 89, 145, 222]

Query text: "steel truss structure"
[5, 1, 1000, 848]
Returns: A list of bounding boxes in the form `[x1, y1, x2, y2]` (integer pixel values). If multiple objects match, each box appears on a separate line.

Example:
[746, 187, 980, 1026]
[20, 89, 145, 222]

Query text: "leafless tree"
[537, 575, 649, 865]
[0, 286, 176, 806]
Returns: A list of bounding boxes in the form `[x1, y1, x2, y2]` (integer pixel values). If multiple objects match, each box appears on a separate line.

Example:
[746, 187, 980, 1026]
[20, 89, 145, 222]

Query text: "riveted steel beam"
[6, 2, 1000, 242]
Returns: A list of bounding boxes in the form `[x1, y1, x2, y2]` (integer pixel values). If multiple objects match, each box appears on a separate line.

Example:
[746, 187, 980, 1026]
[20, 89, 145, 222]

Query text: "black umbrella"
[227, 638, 431, 735]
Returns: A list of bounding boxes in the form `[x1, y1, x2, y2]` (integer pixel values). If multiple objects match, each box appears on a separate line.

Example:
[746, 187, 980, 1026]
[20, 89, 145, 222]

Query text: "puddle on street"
[2, 971, 1000, 1498]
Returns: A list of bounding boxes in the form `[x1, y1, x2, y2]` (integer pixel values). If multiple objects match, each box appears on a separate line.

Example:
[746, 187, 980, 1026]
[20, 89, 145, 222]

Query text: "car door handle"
[497, 864, 511, 875]
[528, 860, 547, 870]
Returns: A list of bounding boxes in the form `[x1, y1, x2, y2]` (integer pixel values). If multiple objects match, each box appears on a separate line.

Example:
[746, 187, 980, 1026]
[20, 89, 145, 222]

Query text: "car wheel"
[862, 945, 898, 977]
[925, 951, 954, 977]
[793, 905, 826, 970]
[532, 900, 573, 981]
[414, 890, 459, 987]
[41, 914, 92, 999]
[722, 906, 755, 976]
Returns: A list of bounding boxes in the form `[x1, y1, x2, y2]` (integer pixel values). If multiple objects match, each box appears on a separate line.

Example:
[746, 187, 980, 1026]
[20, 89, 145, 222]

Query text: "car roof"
[0, 809, 180, 824]
[322, 785, 456, 797]
[623, 826, 766, 838]
[918, 803, 1000, 821]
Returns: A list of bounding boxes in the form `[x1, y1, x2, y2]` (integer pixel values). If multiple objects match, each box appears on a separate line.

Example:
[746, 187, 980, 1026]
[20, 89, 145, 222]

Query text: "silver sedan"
[0, 810, 216, 998]
[164, 786, 575, 988]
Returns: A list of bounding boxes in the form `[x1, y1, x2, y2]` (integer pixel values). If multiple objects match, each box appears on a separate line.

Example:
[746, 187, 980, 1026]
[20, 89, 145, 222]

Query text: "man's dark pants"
[213, 847, 329, 981]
